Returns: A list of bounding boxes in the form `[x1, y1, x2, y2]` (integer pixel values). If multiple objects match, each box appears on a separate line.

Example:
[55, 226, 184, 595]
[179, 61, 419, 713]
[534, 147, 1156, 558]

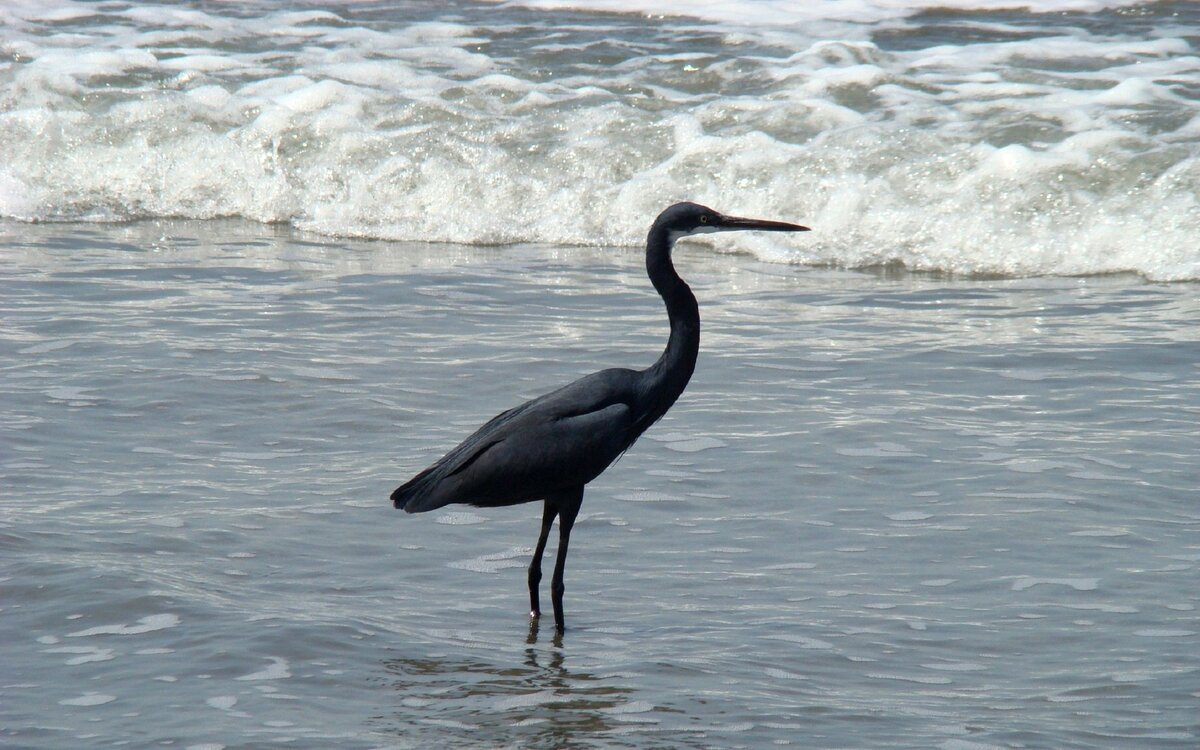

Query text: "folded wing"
[392, 369, 640, 512]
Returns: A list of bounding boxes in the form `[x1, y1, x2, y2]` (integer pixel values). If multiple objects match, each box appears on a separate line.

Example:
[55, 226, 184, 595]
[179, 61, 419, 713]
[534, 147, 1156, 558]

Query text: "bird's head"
[654, 202, 810, 241]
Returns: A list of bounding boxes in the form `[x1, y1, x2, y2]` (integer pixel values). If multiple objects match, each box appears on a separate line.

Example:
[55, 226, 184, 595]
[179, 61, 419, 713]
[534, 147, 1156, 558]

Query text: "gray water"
[2, 220, 1198, 748]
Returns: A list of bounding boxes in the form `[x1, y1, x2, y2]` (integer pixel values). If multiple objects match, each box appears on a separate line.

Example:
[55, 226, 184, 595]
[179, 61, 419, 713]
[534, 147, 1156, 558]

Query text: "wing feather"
[392, 369, 640, 512]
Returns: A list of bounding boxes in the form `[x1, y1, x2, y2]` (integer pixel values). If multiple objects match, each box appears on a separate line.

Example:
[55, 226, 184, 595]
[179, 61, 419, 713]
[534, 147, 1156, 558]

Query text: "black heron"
[391, 202, 809, 631]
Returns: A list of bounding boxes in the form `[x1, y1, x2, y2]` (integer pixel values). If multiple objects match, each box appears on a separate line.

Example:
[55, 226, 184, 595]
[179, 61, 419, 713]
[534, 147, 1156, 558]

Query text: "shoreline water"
[3, 1, 1198, 747]
[3, 218, 1197, 748]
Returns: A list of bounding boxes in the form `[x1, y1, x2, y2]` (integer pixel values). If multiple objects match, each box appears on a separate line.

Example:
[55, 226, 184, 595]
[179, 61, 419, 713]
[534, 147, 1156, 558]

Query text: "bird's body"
[392, 202, 808, 631]
[392, 367, 643, 512]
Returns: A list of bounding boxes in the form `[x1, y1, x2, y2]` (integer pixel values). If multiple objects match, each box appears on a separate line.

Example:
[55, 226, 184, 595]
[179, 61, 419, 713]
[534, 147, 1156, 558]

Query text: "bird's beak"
[717, 214, 810, 233]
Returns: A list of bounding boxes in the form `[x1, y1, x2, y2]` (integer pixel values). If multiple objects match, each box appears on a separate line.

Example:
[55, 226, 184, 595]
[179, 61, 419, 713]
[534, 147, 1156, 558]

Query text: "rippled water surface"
[2, 221, 1198, 748]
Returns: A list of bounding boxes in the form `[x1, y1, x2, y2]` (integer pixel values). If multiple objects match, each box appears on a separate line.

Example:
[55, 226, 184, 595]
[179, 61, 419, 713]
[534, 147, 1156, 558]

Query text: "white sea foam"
[604, 700, 657, 713]
[1, 1, 1196, 278]
[449, 546, 530, 573]
[1134, 628, 1197, 637]
[235, 656, 291, 681]
[43, 645, 116, 665]
[764, 633, 835, 649]
[67, 613, 181, 637]
[435, 511, 489, 525]
[1011, 576, 1099, 592]
[868, 672, 953, 685]
[888, 511, 932, 521]
[58, 692, 117, 706]
[494, 689, 561, 710]
[501, 0, 1149, 25]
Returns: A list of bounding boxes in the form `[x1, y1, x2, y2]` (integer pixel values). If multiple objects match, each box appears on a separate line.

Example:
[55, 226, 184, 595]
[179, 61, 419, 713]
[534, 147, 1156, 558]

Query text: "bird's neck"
[643, 226, 700, 414]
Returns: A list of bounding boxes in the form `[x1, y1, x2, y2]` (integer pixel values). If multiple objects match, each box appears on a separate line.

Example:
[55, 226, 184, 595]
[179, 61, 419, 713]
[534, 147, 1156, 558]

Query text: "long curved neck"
[641, 225, 700, 421]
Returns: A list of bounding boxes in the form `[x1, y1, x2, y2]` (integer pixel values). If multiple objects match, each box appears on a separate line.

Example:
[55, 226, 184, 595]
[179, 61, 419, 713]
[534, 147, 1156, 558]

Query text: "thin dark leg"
[528, 500, 558, 620]
[550, 486, 584, 632]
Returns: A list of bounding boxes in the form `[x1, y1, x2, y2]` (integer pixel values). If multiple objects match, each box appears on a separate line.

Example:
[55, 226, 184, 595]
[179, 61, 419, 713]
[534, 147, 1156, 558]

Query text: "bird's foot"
[530, 609, 541, 619]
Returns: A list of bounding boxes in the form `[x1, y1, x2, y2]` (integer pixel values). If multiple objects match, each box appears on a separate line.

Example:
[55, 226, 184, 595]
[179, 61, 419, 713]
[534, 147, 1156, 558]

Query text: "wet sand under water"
[2, 220, 1198, 749]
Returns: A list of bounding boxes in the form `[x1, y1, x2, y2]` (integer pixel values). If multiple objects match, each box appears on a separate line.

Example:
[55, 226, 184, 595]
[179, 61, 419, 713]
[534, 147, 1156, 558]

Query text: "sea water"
[1, 0, 1198, 277]
[2, 2, 1199, 749]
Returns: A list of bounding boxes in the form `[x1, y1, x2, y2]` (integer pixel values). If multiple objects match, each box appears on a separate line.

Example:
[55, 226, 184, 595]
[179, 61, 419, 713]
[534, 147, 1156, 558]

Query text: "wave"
[1, 1, 1197, 279]
[500, 0, 1152, 25]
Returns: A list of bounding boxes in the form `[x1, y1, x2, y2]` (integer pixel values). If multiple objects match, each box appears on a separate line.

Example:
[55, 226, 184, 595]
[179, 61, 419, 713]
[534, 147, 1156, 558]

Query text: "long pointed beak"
[717, 214, 810, 232]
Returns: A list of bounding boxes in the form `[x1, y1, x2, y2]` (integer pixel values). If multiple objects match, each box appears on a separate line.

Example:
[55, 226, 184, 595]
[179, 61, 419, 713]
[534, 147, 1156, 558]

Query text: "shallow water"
[2, 220, 1198, 748]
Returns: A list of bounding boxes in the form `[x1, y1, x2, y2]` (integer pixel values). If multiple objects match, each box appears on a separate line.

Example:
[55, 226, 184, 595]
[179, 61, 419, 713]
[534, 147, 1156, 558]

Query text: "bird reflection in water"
[380, 644, 636, 746]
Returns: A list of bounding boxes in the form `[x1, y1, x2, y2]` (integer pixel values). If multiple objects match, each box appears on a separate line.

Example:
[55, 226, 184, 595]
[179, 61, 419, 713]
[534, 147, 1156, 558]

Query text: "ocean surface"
[2, 1, 1199, 749]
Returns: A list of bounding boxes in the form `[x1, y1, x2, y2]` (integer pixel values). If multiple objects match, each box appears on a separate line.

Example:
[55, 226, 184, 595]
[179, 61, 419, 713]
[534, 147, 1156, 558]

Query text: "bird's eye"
[699, 215, 709, 224]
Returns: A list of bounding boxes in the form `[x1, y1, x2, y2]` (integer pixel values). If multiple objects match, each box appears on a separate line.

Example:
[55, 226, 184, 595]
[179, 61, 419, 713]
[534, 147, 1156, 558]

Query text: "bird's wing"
[393, 370, 638, 512]
[446, 401, 634, 507]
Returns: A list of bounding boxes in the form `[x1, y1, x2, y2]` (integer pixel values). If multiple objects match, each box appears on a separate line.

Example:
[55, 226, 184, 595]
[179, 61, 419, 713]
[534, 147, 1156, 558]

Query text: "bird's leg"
[528, 500, 558, 620]
[550, 486, 584, 632]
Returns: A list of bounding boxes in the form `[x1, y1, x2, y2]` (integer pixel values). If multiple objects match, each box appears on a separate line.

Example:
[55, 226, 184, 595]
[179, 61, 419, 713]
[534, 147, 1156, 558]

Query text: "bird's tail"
[390, 467, 451, 513]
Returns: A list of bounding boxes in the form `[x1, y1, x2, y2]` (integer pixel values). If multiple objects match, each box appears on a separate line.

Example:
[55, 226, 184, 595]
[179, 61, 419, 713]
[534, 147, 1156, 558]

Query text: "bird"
[391, 202, 809, 632]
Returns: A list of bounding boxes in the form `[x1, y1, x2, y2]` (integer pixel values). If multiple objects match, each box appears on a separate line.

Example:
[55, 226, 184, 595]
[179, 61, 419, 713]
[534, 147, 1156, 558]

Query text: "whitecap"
[1004, 459, 1071, 474]
[235, 656, 291, 681]
[938, 740, 1006, 750]
[1064, 603, 1137, 613]
[888, 511, 932, 521]
[764, 634, 834, 650]
[922, 662, 987, 672]
[44, 646, 116, 665]
[449, 546, 530, 574]
[613, 491, 684, 503]
[18, 339, 77, 354]
[206, 696, 237, 710]
[868, 672, 952, 685]
[45, 386, 96, 401]
[59, 693, 117, 706]
[219, 451, 291, 460]
[435, 511, 488, 525]
[2, 0, 1197, 282]
[494, 689, 560, 710]
[68, 613, 181, 637]
[603, 700, 656, 713]
[838, 443, 917, 457]
[662, 436, 727, 453]
[1011, 577, 1098, 592]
